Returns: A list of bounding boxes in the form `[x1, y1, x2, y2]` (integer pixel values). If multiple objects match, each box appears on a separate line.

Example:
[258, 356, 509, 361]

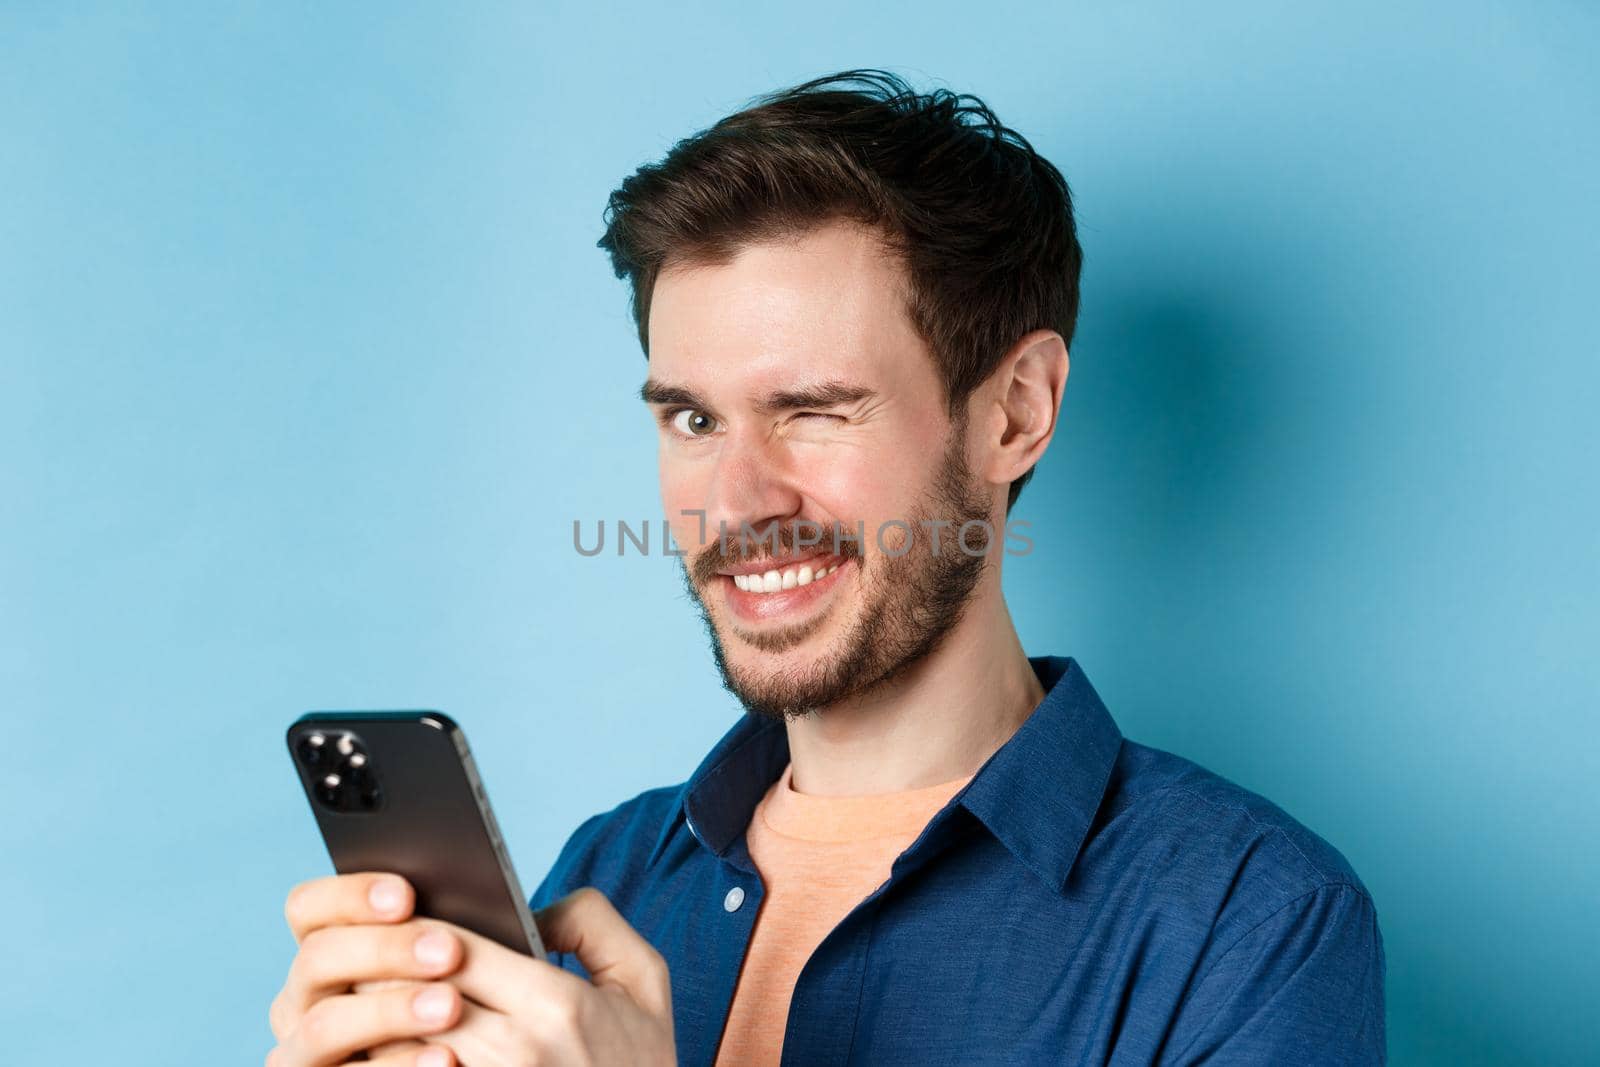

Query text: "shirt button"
[723, 886, 745, 912]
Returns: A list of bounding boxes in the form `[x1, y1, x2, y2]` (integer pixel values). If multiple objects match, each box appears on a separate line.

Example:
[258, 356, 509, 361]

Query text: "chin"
[722, 625, 833, 671]
[717, 628, 843, 704]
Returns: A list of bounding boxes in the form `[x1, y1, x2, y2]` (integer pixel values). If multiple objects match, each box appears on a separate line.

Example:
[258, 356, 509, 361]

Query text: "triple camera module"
[294, 729, 383, 812]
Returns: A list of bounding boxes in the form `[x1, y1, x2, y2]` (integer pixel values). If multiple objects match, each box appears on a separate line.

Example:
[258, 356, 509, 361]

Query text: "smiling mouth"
[726, 553, 847, 593]
[718, 553, 853, 624]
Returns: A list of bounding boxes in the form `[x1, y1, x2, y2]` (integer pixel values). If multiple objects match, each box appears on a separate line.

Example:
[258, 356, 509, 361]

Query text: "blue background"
[3, 3, 1595, 1063]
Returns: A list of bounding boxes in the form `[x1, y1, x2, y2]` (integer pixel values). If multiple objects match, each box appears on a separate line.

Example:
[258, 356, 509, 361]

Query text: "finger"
[354, 978, 424, 996]
[278, 977, 430, 1043]
[275, 983, 461, 1067]
[422, 999, 524, 1067]
[536, 887, 673, 1017]
[284, 923, 463, 1016]
[356, 977, 429, 1056]
[362, 988, 428, 1059]
[416, 920, 587, 1018]
[285, 873, 414, 942]
[358, 1044, 455, 1067]
[365, 1038, 427, 1058]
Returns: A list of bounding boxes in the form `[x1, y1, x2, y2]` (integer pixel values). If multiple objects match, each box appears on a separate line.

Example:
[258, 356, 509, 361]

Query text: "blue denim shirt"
[529, 656, 1385, 1065]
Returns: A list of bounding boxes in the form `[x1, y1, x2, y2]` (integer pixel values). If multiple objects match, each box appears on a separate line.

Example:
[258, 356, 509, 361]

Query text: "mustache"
[689, 520, 865, 587]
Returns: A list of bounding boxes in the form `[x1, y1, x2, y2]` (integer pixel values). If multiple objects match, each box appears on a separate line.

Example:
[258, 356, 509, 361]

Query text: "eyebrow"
[638, 379, 704, 408]
[638, 377, 876, 415]
[755, 380, 877, 415]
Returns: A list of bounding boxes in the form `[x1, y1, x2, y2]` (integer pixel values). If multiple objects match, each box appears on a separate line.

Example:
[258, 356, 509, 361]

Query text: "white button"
[723, 886, 745, 912]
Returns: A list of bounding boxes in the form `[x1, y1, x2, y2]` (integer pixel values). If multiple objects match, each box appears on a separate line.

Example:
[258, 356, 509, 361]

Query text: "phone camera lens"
[302, 728, 379, 813]
[298, 732, 327, 767]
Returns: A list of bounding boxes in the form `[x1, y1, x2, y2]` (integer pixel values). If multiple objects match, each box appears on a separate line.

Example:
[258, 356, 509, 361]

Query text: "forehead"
[645, 219, 931, 389]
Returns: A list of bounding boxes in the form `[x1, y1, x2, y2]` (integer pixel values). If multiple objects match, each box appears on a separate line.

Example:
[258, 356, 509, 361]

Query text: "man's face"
[646, 220, 995, 721]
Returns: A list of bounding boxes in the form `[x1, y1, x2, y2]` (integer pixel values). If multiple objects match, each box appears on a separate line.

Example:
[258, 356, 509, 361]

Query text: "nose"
[698, 433, 805, 558]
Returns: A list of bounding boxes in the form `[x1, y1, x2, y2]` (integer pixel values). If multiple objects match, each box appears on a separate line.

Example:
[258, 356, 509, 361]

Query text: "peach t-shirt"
[711, 760, 975, 1067]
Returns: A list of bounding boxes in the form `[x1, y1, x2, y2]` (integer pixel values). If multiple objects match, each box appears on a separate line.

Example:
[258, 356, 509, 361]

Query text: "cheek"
[800, 435, 930, 521]
[659, 459, 710, 550]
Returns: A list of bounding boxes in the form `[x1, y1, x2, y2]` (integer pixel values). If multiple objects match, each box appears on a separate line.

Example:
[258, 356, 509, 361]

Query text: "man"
[266, 69, 1385, 1066]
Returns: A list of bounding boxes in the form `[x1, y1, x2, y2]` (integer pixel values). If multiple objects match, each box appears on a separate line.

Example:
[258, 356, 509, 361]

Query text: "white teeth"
[730, 559, 845, 595]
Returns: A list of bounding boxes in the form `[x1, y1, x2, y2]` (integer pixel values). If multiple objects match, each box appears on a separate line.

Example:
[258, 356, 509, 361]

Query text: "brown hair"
[597, 69, 1083, 512]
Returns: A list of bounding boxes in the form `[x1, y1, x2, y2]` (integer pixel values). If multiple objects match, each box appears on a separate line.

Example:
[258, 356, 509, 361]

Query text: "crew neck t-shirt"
[712, 760, 975, 1066]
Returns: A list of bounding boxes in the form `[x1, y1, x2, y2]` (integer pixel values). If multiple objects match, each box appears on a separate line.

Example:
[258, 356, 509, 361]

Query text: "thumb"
[536, 887, 672, 1017]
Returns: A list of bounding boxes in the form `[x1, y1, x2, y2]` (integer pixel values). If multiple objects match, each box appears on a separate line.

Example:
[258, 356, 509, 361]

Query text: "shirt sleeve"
[1162, 882, 1387, 1065]
[528, 810, 611, 910]
[526, 810, 610, 972]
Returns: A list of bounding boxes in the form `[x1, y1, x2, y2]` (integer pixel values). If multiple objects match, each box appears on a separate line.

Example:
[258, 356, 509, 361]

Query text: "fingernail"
[414, 930, 455, 968]
[413, 985, 454, 1023]
[369, 877, 406, 916]
[418, 1049, 451, 1067]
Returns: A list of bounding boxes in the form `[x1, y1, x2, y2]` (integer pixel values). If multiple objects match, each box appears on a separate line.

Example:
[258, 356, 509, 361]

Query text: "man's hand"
[266, 872, 677, 1067]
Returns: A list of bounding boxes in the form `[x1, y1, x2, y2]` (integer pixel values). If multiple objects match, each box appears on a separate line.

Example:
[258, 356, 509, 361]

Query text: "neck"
[783, 578, 1045, 796]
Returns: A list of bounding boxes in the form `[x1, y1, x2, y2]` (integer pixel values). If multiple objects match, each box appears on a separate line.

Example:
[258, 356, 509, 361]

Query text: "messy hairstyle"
[597, 68, 1083, 512]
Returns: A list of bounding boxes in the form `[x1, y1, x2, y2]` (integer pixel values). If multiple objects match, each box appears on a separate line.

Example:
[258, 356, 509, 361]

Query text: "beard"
[677, 426, 995, 723]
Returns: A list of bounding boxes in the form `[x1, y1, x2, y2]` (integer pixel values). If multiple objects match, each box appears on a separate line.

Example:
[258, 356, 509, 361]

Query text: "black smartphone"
[286, 710, 547, 959]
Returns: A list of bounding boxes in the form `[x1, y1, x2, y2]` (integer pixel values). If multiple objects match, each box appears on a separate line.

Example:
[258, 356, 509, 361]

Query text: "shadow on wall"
[1106, 302, 1522, 1067]
[1018, 259, 1538, 1063]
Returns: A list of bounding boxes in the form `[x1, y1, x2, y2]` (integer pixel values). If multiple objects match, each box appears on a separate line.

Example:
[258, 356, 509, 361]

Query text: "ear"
[979, 329, 1069, 491]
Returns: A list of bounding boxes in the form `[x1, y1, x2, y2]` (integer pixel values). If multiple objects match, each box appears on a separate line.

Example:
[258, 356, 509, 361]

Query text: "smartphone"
[286, 710, 546, 959]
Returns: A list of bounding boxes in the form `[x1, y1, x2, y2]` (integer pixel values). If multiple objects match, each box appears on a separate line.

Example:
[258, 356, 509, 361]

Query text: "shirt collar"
[647, 655, 1123, 894]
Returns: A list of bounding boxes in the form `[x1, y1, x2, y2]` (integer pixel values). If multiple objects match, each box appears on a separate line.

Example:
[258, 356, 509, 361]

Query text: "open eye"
[670, 408, 719, 437]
